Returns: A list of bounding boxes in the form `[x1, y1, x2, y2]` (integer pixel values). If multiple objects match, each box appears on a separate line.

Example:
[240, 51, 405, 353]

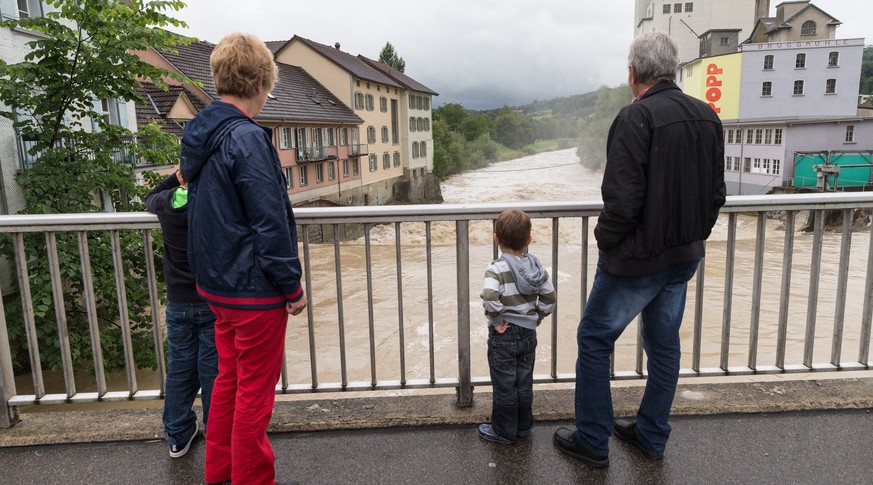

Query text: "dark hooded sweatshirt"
[179, 101, 303, 310]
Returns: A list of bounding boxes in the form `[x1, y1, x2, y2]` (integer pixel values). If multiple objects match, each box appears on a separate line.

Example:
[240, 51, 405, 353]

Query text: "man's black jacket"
[595, 81, 726, 276]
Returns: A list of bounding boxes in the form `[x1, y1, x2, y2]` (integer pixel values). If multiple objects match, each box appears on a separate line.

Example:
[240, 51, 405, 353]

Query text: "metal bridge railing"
[1, 193, 872, 428]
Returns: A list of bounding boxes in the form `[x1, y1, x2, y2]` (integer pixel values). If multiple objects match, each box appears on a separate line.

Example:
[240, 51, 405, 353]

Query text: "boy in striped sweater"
[478, 209, 556, 444]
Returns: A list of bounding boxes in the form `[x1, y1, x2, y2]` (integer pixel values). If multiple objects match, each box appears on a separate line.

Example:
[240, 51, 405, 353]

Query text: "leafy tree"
[493, 108, 536, 150]
[459, 114, 492, 141]
[434, 103, 468, 132]
[378, 41, 406, 72]
[0, 0, 192, 373]
[576, 84, 632, 171]
[861, 46, 873, 96]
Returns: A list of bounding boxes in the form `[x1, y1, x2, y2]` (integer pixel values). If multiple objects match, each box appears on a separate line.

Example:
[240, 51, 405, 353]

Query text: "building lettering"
[705, 63, 723, 114]
[756, 39, 850, 50]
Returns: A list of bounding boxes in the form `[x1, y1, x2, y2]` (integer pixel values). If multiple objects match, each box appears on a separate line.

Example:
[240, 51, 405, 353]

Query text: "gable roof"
[781, 2, 841, 27]
[135, 84, 207, 136]
[157, 40, 361, 125]
[358, 56, 439, 96]
[288, 36, 403, 89]
[265, 40, 288, 55]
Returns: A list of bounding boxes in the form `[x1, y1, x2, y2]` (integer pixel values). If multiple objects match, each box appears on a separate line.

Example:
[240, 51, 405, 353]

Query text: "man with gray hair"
[553, 32, 726, 468]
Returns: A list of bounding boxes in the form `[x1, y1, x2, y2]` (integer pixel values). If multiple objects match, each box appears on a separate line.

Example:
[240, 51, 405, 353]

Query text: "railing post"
[456, 220, 473, 407]
[0, 289, 21, 428]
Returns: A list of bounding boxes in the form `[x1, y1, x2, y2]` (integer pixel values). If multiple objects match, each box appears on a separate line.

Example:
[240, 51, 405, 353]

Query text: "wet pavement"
[2, 408, 872, 484]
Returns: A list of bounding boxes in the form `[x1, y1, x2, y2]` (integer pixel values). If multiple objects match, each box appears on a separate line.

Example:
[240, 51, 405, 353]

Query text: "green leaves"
[0, 0, 183, 375]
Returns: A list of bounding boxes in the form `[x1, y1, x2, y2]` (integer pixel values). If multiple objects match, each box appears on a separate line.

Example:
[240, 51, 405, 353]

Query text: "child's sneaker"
[168, 421, 199, 458]
[478, 423, 512, 444]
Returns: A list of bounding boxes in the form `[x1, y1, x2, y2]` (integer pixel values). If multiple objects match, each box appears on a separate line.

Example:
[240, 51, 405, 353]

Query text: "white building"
[634, 0, 769, 63]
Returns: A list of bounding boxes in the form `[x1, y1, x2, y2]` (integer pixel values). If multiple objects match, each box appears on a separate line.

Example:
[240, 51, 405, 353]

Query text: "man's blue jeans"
[488, 324, 537, 442]
[574, 255, 700, 456]
[163, 301, 218, 440]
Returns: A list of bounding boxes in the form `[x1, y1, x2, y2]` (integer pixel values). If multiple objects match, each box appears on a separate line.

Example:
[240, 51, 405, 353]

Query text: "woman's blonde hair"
[210, 32, 277, 98]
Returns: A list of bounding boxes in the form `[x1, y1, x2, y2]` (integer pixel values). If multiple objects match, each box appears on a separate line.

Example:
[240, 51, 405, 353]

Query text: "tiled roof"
[265, 40, 288, 55]
[157, 40, 360, 125]
[134, 84, 207, 136]
[291, 36, 403, 89]
[358, 56, 438, 96]
[158, 41, 219, 103]
[261, 63, 363, 124]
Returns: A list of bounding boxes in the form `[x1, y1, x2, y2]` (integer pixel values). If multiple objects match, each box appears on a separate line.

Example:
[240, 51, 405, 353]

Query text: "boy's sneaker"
[478, 423, 513, 444]
[168, 421, 199, 458]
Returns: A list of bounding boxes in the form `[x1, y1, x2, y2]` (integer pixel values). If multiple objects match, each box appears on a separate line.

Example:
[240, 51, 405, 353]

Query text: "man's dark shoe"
[613, 418, 663, 460]
[552, 427, 609, 468]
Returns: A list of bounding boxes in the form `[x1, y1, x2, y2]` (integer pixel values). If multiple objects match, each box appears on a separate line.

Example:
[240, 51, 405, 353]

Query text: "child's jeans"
[488, 323, 537, 442]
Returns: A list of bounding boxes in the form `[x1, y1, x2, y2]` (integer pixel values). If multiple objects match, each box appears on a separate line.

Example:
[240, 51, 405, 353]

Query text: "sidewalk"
[2, 376, 873, 483]
[1, 409, 872, 484]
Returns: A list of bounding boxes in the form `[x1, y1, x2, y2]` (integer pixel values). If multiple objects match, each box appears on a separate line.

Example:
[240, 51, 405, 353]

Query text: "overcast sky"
[171, 0, 872, 110]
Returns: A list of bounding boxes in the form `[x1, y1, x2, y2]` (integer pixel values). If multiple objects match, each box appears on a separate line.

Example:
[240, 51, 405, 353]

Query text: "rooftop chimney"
[334, 42, 341, 50]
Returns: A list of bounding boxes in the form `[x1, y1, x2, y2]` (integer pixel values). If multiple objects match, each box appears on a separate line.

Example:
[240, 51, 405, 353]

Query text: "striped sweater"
[481, 252, 556, 330]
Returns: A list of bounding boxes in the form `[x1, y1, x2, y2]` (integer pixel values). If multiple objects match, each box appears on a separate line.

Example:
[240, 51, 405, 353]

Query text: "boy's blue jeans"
[574, 255, 700, 456]
[488, 324, 537, 442]
[163, 301, 218, 440]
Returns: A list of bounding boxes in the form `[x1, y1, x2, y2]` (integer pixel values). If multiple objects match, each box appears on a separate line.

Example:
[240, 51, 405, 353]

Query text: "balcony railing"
[296, 146, 337, 163]
[349, 143, 369, 157]
[1, 193, 872, 428]
[15, 134, 158, 171]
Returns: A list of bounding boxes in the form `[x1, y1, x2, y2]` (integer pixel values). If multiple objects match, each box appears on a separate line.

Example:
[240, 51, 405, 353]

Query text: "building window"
[408, 94, 416, 109]
[315, 162, 324, 183]
[761, 81, 772, 97]
[801, 20, 816, 36]
[733, 158, 741, 171]
[354, 92, 364, 110]
[296, 128, 308, 151]
[793, 80, 804, 95]
[369, 154, 378, 171]
[279, 127, 293, 149]
[743, 157, 751, 172]
[353, 159, 359, 175]
[380, 96, 388, 112]
[846, 125, 855, 143]
[763, 159, 771, 173]
[685, 2, 693, 12]
[755, 129, 762, 144]
[15, 0, 43, 18]
[746, 129, 753, 144]
[417, 118, 424, 131]
[328, 161, 335, 180]
[366, 94, 374, 111]
[673, 3, 682, 13]
[381, 126, 389, 143]
[828, 51, 839, 67]
[299, 166, 308, 186]
[382, 153, 390, 169]
[772, 159, 781, 175]
[367, 126, 376, 144]
[765, 129, 772, 144]
[284, 167, 294, 189]
[340, 128, 349, 146]
[774, 129, 783, 144]
[343, 159, 350, 177]
[825, 79, 836, 94]
[725, 156, 732, 171]
[720, 37, 729, 45]
[393, 151, 400, 167]
[663, 4, 671, 14]
[795, 53, 806, 69]
[425, 118, 431, 131]
[763, 55, 774, 70]
[727, 129, 734, 144]
[736, 129, 742, 143]
[409, 117, 416, 132]
[412, 141, 419, 159]
[326, 127, 336, 147]
[753, 158, 761, 172]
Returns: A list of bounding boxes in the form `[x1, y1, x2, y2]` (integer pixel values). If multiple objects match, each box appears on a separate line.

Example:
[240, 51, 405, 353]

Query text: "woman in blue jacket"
[180, 32, 307, 485]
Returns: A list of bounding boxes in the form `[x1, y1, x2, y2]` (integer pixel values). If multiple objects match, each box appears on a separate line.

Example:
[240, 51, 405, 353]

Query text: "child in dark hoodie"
[478, 209, 556, 444]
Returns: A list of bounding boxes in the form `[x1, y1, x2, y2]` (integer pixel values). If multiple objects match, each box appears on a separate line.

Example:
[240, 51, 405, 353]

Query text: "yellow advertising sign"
[682, 53, 741, 120]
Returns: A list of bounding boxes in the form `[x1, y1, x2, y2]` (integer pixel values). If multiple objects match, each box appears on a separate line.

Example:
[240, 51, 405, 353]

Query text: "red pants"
[204, 305, 288, 485]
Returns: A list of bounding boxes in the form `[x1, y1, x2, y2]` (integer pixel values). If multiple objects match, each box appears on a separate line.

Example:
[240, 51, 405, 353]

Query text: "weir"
[1, 193, 873, 430]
